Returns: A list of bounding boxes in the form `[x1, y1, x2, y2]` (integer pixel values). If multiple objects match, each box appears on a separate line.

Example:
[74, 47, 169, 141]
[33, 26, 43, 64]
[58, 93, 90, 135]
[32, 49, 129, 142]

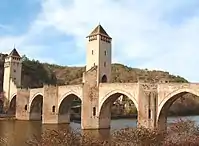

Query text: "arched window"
[93, 107, 96, 116]
[52, 106, 55, 113]
[148, 109, 151, 119]
[24, 105, 28, 111]
[101, 75, 107, 83]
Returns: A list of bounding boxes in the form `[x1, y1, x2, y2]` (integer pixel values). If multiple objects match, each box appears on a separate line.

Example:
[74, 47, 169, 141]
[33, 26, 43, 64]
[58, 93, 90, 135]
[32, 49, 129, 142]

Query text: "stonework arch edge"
[58, 91, 82, 109]
[29, 93, 43, 108]
[10, 93, 17, 101]
[157, 88, 199, 121]
[99, 89, 138, 113]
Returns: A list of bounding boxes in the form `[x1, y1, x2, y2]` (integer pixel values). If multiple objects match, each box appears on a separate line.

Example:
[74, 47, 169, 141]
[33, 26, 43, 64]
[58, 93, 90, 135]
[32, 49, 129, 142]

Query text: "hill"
[21, 55, 188, 88]
[20, 55, 199, 116]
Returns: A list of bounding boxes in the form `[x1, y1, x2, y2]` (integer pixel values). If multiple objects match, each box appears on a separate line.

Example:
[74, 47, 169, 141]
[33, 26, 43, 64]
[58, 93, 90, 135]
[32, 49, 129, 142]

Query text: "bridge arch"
[29, 93, 43, 120]
[8, 93, 17, 115]
[99, 89, 138, 128]
[157, 88, 199, 130]
[99, 89, 138, 111]
[29, 93, 43, 108]
[58, 91, 82, 123]
[10, 93, 17, 101]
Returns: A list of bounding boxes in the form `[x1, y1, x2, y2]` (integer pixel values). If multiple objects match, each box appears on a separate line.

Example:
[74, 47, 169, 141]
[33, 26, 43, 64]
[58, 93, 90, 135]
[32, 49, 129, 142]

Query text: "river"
[1, 115, 199, 146]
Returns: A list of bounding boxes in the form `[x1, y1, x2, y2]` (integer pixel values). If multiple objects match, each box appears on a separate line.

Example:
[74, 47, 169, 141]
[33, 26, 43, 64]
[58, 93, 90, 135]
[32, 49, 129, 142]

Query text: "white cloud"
[1, 0, 199, 82]
[36, 0, 199, 82]
[0, 24, 13, 32]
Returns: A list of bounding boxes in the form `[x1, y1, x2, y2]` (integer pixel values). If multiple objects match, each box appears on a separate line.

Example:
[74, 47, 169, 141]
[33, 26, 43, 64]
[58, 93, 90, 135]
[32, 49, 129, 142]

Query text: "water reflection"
[0, 116, 198, 146]
[0, 121, 42, 146]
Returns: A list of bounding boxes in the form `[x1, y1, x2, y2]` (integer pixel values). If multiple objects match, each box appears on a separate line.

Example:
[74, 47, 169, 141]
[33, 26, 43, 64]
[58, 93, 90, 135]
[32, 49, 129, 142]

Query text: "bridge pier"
[157, 115, 167, 131]
[42, 85, 59, 124]
[81, 90, 102, 129]
[157, 107, 168, 131]
[137, 84, 157, 129]
[43, 114, 58, 124]
[30, 113, 42, 120]
[81, 68, 103, 129]
[58, 114, 70, 124]
[15, 89, 30, 121]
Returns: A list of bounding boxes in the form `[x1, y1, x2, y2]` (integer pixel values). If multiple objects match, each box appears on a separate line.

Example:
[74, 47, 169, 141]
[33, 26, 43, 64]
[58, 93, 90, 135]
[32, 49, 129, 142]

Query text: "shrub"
[26, 119, 199, 146]
[164, 119, 199, 146]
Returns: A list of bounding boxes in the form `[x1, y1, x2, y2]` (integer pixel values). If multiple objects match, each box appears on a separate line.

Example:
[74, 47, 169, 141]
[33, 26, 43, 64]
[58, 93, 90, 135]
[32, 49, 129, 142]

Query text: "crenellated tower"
[86, 24, 112, 84]
[82, 24, 112, 129]
[3, 48, 22, 101]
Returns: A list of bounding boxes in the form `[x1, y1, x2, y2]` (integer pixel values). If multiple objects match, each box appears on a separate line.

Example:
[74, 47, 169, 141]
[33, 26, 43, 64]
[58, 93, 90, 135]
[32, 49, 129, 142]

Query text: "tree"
[21, 55, 29, 62]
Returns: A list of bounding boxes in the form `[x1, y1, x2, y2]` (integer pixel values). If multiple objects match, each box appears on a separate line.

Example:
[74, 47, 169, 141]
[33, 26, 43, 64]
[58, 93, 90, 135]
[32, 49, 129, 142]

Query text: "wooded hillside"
[16, 56, 199, 116]
[20, 55, 188, 88]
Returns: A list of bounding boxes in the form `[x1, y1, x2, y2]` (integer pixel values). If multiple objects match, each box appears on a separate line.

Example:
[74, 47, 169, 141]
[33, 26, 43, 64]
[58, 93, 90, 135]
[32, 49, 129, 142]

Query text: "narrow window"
[24, 105, 27, 111]
[94, 63, 95, 66]
[92, 50, 94, 55]
[93, 107, 96, 116]
[104, 51, 107, 56]
[148, 109, 151, 119]
[52, 106, 55, 113]
[104, 62, 106, 67]
[13, 69, 16, 72]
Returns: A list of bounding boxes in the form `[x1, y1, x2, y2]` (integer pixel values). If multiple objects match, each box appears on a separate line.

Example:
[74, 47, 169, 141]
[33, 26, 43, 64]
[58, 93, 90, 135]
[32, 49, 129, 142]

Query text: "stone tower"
[82, 24, 112, 129]
[3, 48, 22, 102]
[86, 24, 112, 84]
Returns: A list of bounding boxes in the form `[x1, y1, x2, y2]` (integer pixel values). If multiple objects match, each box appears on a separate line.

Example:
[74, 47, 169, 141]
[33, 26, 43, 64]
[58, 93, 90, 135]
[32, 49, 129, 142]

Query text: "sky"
[0, 0, 199, 82]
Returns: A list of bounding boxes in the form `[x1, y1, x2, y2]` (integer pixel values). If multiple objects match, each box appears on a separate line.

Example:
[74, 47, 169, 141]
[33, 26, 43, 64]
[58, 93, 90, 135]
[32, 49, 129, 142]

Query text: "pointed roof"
[87, 24, 111, 39]
[9, 48, 21, 58]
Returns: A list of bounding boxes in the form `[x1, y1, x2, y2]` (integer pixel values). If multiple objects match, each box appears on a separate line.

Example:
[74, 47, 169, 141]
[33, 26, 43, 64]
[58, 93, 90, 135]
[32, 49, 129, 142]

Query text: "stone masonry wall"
[42, 85, 58, 124]
[138, 83, 157, 129]
[81, 66, 100, 129]
[16, 89, 30, 120]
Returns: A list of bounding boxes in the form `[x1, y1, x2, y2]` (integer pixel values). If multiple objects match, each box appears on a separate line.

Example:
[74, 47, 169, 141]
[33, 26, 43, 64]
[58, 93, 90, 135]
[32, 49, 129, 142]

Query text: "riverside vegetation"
[24, 119, 199, 146]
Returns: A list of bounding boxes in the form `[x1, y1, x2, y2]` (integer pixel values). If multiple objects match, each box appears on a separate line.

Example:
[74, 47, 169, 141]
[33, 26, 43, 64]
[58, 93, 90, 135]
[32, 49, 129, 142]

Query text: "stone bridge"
[3, 24, 199, 130]
[11, 82, 199, 130]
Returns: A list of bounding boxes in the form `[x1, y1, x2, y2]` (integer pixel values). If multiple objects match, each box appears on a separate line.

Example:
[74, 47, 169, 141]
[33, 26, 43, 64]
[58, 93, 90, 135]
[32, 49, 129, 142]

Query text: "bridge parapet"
[29, 88, 44, 97]
[58, 84, 82, 89]
[58, 84, 83, 102]
[99, 83, 138, 88]
[157, 83, 199, 103]
[139, 83, 158, 91]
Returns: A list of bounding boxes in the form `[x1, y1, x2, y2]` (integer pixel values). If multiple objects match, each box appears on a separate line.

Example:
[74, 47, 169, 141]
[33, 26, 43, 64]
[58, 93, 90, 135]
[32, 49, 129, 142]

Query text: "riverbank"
[71, 113, 199, 121]
[0, 114, 16, 120]
[70, 114, 137, 121]
[0, 113, 198, 122]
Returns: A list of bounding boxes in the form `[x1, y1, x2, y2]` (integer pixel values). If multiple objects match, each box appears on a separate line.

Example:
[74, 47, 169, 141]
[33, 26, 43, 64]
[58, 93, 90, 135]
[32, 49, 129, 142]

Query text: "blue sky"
[1, 0, 199, 82]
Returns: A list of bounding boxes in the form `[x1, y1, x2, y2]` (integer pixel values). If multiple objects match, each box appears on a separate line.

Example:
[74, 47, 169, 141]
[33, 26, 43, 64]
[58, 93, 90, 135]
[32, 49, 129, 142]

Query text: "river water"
[1, 116, 199, 146]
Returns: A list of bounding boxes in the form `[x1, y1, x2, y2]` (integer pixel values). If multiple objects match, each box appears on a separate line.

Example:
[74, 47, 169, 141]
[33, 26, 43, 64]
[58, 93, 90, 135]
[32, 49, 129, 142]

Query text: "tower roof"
[87, 24, 111, 39]
[9, 48, 21, 58]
